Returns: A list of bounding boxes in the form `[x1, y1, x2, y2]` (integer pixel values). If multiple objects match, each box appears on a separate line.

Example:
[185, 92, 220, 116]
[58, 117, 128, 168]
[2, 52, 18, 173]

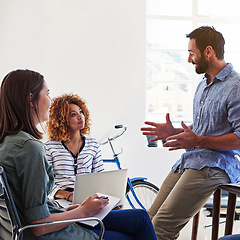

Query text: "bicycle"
[100, 125, 159, 211]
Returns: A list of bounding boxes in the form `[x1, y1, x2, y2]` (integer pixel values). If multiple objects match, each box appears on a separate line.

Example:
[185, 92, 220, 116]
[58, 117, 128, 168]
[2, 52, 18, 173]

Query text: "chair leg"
[212, 188, 221, 240]
[225, 192, 236, 236]
[191, 211, 200, 240]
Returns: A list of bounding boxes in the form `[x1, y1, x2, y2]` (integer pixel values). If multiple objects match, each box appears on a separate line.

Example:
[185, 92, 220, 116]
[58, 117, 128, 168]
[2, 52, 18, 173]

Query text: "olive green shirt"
[0, 131, 98, 240]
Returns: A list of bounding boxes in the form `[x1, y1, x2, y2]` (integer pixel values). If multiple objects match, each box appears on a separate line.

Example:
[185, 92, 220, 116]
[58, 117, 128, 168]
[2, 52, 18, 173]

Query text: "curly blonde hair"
[46, 93, 91, 141]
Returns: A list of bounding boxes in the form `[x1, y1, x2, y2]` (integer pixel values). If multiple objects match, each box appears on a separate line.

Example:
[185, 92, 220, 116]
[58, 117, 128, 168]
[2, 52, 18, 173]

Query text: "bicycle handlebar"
[100, 125, 127, 145]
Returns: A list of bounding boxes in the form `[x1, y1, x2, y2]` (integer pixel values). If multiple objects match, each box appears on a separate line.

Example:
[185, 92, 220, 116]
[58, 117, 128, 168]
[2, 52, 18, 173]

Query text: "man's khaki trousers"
[148, 167, 230, 240]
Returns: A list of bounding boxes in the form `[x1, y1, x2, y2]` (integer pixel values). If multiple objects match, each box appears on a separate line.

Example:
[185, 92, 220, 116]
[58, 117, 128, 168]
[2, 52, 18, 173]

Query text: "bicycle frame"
[101, 125, 152, 210]
[103, 156, 147, 210]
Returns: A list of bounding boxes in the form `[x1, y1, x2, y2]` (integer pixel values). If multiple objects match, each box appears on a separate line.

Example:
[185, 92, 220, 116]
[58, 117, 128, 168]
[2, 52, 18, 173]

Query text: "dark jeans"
[88, 209, 157, 240]
[219, 235, 240, 240]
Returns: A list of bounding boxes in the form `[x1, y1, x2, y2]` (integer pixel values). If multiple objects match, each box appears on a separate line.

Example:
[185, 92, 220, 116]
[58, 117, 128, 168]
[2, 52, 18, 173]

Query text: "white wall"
[0, 0, 184, 187]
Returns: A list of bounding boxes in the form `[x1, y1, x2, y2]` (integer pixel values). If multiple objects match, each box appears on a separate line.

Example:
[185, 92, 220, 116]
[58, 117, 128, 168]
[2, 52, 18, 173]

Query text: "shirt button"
[197, 116, 199, 119]
[201, 101, 203, 104]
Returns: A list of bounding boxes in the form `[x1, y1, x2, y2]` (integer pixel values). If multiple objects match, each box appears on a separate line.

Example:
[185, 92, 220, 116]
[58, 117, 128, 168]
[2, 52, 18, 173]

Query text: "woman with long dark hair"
[0, 69, 157, 240]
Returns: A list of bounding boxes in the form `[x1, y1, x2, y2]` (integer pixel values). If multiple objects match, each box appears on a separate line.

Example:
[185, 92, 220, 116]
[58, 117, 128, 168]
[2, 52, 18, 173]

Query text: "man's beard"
[193, 54, 209, 74]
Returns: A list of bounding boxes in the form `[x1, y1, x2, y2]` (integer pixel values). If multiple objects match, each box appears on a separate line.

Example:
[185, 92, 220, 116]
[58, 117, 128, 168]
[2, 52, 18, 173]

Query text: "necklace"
[64, 137, 82, 176]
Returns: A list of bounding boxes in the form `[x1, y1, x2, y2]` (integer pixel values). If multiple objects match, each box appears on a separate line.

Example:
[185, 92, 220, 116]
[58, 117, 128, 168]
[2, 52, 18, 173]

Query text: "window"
[146, 0, 240, 126]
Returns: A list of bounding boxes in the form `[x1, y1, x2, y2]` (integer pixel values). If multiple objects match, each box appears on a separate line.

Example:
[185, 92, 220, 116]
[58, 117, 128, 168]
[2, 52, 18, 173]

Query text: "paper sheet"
[53, 192, 121, 227]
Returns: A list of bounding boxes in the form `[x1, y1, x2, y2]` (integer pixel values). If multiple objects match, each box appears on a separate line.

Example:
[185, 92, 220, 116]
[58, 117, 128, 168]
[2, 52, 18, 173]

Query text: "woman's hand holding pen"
[79, 194, 109, 217]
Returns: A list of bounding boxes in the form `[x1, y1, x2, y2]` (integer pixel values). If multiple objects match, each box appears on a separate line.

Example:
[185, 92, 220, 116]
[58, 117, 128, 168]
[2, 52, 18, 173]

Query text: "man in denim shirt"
[141, 26, 240, 240]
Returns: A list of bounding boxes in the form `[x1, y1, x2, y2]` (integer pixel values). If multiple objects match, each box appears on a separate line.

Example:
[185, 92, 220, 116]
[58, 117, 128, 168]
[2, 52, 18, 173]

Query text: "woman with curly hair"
[45, 93, 104, 202]
[0, 70, 158, 240]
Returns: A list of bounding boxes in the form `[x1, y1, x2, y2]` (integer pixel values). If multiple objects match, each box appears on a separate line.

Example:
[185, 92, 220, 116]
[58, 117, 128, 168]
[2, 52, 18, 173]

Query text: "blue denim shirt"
[172, 63, 240, 183]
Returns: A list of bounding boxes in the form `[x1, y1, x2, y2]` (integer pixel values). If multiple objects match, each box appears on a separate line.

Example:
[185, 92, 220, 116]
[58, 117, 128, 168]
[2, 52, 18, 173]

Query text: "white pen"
[234, 155, 240, 163]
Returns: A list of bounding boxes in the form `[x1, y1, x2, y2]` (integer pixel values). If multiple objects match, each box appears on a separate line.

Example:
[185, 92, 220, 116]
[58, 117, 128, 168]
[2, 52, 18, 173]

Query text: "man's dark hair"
[186, 26, 225, 60]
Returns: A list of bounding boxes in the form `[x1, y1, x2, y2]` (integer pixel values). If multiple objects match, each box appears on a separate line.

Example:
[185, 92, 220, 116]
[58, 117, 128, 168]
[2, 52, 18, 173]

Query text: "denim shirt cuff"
[233, 131, 240, 139]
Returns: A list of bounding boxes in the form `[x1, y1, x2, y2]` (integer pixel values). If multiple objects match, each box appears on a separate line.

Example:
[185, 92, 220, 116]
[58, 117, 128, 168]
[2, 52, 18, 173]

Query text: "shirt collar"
[203, 63, 233, 84]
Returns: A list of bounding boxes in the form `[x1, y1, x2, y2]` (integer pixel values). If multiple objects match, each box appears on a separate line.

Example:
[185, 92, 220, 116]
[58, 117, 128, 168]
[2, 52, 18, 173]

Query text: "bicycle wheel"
[124, 180, 159, 210]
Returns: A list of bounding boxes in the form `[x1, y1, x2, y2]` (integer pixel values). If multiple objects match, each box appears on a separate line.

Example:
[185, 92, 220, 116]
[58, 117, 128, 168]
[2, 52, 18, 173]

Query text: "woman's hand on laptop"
[65, 204, 80, 211]
[79, 194, 109, 217]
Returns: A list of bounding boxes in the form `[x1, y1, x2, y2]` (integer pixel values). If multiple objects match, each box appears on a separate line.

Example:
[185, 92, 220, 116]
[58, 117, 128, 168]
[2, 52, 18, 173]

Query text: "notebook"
[54, 169, 128, 208]
[78, 192, 121, 226]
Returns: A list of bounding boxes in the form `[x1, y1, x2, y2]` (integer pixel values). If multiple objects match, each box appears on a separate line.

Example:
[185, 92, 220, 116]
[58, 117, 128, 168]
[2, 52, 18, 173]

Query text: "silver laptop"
[73, 169, 128, 205]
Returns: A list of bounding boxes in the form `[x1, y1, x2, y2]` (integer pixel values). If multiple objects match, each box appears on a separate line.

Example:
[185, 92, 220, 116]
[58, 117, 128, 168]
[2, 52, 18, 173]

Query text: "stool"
[191, 185, 240, 240]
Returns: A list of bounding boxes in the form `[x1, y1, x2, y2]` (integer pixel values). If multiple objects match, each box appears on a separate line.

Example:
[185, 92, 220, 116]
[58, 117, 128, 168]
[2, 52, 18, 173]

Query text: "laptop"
[54, 169, 128, 208]
[73, 169, 128, 205]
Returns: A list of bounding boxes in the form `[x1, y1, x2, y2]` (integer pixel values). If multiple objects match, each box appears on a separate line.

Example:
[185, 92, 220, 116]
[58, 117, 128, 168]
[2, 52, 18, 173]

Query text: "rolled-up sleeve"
[23, 203, 50, 223]
[15, 139, 51, 223]
[228, 82, 240, 139]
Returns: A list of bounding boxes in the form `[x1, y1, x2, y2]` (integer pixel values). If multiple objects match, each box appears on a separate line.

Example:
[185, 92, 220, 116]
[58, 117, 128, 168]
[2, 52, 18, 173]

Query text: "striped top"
[45, 136, 104, 198]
